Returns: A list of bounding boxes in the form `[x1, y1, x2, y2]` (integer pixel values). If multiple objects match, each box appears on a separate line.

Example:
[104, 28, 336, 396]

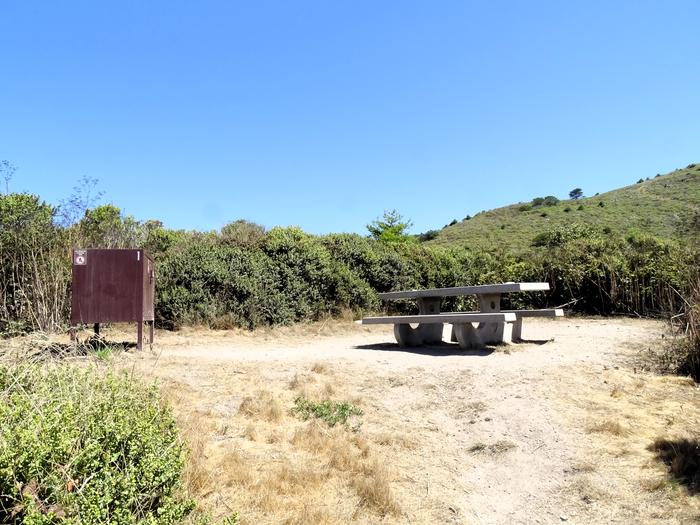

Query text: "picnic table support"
[476, 293, 512, 344]
[450, 293, 513, 344]
[512, 318, 523, 341]
[393, 297, 443, 347]
[452, 323, 483, 349]
[417, 298, 443, 343]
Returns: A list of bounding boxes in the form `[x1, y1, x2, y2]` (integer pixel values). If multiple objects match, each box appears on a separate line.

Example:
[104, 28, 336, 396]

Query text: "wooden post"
[94, 323, 100, 336]
[149, 321, 154, 347]
[137, 322, 143, 350]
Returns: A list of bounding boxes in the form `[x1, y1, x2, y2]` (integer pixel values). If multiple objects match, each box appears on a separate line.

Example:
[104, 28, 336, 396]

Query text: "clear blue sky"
[2, 1, 699, 234]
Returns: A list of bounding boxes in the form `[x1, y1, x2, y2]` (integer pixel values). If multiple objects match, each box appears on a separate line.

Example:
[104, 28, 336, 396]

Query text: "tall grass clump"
[674, 262, 700, 381]
[0, 363, 195, 524]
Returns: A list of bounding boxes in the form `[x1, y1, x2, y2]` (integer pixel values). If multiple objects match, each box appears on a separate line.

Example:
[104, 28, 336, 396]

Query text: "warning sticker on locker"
[74, 250, 87, 265]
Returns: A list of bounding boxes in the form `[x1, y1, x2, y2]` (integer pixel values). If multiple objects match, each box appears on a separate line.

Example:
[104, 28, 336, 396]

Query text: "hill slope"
[428, 164, 700, 252]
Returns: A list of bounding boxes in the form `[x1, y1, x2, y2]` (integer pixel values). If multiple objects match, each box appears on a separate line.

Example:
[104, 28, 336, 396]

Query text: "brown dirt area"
[17, 317, 700, 524]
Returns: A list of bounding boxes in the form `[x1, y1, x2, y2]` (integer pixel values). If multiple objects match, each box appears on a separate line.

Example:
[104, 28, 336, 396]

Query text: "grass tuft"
[292, 396, 363, 427]
[239, 390, 283, 422]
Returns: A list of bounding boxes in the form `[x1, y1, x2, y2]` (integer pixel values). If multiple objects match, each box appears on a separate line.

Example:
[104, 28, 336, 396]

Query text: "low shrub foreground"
[0, 364, 195, 524]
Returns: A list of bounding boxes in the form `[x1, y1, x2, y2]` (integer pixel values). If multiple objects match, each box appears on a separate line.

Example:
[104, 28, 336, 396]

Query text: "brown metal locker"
[70, 248, 155, 349]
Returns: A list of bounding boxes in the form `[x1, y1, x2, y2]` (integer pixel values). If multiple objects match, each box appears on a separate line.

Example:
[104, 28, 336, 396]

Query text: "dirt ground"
[73, 318, 700, 523]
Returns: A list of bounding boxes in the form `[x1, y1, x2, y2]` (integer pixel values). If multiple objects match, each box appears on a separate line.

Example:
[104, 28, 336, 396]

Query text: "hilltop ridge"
[426, 164, 700, 252]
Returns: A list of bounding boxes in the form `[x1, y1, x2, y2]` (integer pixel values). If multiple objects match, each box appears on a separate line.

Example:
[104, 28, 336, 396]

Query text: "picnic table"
[361, 282, 563, 349]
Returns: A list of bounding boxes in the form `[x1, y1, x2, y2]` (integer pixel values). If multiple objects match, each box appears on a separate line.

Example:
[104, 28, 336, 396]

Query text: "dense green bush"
[1, 190, 696, 334]
[0, 364, 194, 524]
[531, 224, 597, 248]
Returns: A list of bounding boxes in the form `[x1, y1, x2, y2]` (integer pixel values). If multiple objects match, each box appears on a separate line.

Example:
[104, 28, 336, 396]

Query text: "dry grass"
[238, 390, 283, 422]
[468, 440, 517, 455]
[86, 317, 700, 524]
[311, 362, 328, 374]
[372, 432, 418, 450]
[587, 419, 630, 437]
[551, 362, 700, 522]
[350, 459, 401, 517]
[243, 423, 259, 442]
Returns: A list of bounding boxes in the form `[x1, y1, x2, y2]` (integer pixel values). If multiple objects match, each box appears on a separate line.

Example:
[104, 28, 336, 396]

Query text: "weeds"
[292, 397, 363, 428]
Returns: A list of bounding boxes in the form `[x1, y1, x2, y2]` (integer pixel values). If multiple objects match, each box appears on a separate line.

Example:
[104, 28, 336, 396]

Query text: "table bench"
[361, 282, 563, 348]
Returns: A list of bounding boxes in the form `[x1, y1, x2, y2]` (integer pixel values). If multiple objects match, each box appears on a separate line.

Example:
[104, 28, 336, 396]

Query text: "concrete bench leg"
[419, 324, 443, 344]
[477, 293, 512, 344]
[512, 317, 523, 342]
[417, 298, 443, 344]
[477, 321, 513, 344]
[452, 323, 484, 349]
[393, 324, 423, 347]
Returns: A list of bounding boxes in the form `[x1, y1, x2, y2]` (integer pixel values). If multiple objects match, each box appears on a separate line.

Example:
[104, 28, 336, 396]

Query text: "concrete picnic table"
[362, 282, 563, 348]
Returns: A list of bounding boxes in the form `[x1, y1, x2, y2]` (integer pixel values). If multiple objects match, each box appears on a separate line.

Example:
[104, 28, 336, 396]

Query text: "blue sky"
[2, 1, 699, 234]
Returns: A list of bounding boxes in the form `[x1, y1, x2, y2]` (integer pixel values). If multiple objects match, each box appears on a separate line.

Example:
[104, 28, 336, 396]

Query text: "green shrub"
[219, 220, 266, 247]
[292, 397, 363, 427]
[531, 224, 597, 248]
[417, 230, 439, 242]
[0, 364, 194, 524]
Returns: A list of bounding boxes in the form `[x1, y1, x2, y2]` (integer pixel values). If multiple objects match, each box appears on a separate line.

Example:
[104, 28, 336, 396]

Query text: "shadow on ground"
[354, 338, 552, 357]
[354, 341, 495, 357]
[7, 336, 138, 361]
[517, 339, 553, 345]
[649, 438, 700, 494]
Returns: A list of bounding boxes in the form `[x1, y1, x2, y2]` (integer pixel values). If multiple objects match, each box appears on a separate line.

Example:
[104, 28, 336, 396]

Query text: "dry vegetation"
[4, 317, 699, 524]
[149, 341, 409, 524]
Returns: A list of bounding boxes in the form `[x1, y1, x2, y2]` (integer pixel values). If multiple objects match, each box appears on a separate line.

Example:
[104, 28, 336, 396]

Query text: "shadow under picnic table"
[353, 341, 495, 357]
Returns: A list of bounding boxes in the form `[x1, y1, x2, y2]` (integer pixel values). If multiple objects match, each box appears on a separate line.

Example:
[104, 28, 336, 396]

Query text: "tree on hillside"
[569, 188, 583, 200]
[367, 209, 414, 243]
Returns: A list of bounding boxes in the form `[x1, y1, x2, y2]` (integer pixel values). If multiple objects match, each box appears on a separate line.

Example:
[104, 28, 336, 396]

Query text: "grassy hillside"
[428, 164, 700, 252]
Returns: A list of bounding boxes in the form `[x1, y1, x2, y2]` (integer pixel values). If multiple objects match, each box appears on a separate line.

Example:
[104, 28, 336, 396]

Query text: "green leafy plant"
[0, 364, 195, 524]
[292, 397, 363, 427]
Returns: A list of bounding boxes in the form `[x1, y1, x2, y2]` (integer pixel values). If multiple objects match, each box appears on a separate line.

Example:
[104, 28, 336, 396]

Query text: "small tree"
[367, 209, 414, 243]
[569, 188, 583, 200]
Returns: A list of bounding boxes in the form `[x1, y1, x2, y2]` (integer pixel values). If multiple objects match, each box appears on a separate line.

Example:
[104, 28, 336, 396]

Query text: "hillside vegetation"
[429, 164, 700, 252]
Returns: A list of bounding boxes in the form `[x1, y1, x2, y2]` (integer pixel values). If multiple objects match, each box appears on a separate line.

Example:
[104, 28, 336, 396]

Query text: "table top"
[378, 282, 550, 300]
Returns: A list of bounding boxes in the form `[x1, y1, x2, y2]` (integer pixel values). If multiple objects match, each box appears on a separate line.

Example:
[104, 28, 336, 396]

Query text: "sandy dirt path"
[120, 317, 699, 525]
